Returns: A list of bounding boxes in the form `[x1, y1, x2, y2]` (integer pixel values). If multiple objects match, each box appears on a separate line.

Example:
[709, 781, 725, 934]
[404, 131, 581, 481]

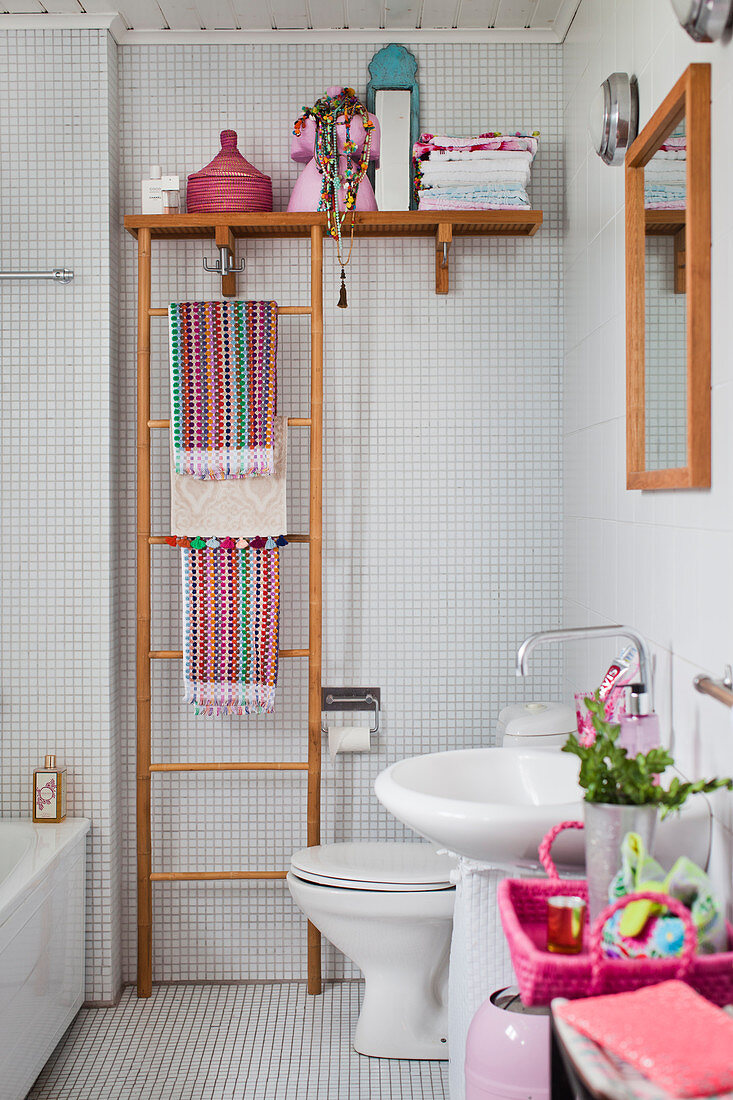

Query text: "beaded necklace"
[294, 88, 374, 308]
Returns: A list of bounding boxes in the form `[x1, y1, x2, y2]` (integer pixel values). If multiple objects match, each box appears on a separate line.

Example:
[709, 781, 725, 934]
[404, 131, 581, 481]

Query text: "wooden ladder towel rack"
[131, 220, 324, 998]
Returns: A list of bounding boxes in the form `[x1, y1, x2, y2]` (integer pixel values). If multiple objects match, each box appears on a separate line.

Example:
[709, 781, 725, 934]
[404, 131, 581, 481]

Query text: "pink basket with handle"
[499, 820, 733, 1006]
[187, 130, 273, 213]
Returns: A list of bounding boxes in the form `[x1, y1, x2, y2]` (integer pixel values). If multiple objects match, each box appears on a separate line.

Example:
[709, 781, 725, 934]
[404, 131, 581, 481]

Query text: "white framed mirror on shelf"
[366, 44, 419, 211]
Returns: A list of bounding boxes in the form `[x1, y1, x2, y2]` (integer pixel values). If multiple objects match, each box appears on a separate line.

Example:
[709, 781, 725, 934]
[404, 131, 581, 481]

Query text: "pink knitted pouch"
[556, 980, 733, 1097]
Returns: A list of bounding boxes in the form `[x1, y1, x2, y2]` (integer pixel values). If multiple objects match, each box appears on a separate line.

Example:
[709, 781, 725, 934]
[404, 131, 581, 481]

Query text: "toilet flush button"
[525, 703, 547, 712]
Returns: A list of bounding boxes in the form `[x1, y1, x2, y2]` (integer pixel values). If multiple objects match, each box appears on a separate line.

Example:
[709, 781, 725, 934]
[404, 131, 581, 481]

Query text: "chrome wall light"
[671, 0, 733, 41]
[588, 73, 639, 166]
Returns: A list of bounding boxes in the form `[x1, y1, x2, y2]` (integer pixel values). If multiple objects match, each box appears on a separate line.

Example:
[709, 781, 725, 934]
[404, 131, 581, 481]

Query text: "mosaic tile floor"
[28, 982, 449, 1099]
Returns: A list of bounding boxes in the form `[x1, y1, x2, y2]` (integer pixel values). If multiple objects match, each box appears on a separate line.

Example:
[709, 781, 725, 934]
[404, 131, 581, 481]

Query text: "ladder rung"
[149, 649, 309, 659]
[151, 871, 287, 881]
[148, 417, 311, 428]
[150, 761, 308, 772]
[148, 306, 311, 317]
[148, 534, 310, 544]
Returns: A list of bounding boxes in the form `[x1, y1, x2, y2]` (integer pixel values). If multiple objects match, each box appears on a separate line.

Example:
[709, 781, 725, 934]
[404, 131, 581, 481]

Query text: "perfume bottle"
[618, 684, 661, 755]
[161, 184, 180, 214]
[141, 165, 181, 214]
[33, 755, 67, 822]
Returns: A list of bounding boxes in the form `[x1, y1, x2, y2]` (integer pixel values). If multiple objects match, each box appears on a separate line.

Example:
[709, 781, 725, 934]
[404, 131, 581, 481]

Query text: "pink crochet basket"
[499, 820, 733, 1007]
[187, 130, 273, 214]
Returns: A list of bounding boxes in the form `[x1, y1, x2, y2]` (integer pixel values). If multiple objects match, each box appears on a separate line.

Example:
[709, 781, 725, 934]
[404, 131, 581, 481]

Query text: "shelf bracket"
[435, 223, 452, 295]
[674, 226, 686, 294]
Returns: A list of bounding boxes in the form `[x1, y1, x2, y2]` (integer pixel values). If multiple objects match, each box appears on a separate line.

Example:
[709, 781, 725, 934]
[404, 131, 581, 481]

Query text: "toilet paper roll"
[328, 726, 371, 762]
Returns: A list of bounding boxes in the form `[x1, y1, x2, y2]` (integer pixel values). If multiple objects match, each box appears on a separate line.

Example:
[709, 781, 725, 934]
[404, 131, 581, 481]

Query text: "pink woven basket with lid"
[499, 819, 733, 1006]
[187, 130, 273, 213]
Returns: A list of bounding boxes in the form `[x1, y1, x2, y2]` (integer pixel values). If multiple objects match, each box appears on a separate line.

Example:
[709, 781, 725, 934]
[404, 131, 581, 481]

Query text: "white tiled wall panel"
[0, 33, 563, 993]
[563, 0, 733, 910]
[0, 29, 122, 1001]
[117, 42, 564, 982]
[645, 236, 686, 471]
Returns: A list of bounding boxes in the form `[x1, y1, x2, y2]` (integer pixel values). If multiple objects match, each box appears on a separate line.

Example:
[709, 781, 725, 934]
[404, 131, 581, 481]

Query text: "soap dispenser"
[618, 684, 661, 756]
[33, 754, 67, 822]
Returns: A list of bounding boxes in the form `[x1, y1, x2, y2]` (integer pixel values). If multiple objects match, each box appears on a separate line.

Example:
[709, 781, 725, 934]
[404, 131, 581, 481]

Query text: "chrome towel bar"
[0, 269, 74, 283]
[693, 665, 733, 708]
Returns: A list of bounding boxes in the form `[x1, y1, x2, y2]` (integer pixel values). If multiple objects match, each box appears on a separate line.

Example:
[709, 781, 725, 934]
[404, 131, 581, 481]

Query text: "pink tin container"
[465, 988, 550, 1100]
[187, 130, 272, 213]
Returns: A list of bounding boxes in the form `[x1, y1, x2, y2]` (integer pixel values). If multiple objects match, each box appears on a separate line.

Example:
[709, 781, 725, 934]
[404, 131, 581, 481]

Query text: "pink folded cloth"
[556, 981, 733, 1098]
[413, 131, 539, 158]
[418, 199, 528, 210]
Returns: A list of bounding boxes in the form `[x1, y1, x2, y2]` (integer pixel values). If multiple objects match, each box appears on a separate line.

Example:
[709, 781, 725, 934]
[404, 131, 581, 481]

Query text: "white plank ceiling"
[0, 0, 582, 36]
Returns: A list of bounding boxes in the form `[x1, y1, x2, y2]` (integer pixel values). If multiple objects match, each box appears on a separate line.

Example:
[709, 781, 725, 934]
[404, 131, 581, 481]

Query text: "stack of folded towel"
[645, 133, 686, 209]
[412, 131, 539, 210]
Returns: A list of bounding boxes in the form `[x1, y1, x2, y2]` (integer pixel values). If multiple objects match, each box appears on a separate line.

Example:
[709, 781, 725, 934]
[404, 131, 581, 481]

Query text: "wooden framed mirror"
[625, 63, 711, 489]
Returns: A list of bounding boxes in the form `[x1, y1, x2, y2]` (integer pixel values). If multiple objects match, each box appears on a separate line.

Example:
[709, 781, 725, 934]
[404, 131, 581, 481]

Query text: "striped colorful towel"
[182, 544, 280, 715]
[169, 301, 278, 480]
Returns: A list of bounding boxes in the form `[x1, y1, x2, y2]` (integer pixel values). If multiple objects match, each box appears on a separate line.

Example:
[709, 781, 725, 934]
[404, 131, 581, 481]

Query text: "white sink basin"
[374, 747, 712, 871]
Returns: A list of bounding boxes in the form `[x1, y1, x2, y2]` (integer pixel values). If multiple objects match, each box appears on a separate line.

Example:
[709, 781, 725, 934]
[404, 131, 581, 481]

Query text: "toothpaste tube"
[575, 644, 640, 743]
[599, 644, 639, 701]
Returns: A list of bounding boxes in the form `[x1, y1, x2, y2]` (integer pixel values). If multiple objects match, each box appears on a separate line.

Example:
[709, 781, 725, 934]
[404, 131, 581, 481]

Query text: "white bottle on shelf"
[142, 166, 181, 214]
[142, 165, 164, 213]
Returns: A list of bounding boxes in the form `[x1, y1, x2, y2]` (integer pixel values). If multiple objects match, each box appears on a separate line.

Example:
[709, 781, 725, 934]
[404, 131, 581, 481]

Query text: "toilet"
[497, 701, 576, 750]
[287, 841, 456, 1060]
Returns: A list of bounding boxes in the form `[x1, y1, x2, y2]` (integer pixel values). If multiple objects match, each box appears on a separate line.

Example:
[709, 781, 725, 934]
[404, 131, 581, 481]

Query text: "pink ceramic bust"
[287, 86, 381, 213]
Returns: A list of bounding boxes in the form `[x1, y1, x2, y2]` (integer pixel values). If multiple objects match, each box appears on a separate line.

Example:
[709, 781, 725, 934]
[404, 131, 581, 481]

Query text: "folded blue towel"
[418, 184, 528, 201]
[644, 183, 686, 201]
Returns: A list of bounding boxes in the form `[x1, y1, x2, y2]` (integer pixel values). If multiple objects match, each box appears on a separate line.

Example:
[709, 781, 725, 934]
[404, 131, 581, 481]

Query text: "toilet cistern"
[515, 624, 653, 704]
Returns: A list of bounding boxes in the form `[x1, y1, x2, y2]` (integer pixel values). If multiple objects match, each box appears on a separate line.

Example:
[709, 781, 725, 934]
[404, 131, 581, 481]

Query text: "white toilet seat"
[290, 841, 456, 892]
[286, 844, 456, 1058]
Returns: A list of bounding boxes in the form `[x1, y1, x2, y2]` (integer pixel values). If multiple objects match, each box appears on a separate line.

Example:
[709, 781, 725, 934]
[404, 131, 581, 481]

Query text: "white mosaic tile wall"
[645, 235, 686, 471]
[118, 42, 565, 982]
[0, 29, 122, 1001]
[563, 0, 733, 911]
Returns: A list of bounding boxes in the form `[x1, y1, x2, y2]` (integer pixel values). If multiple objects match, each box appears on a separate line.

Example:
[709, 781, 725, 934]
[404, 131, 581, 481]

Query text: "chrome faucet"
[515, 625, 653, 703]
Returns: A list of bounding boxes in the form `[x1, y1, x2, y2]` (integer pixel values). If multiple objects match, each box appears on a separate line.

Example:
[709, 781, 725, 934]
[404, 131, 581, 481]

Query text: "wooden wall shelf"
[124, 210, 543, 295]
[645, 209, 685, 236]
[124, 210, 542, 240]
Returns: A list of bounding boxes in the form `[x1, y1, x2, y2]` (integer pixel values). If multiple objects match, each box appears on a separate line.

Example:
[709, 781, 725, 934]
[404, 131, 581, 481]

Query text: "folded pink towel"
[556, 981, 733, 1098]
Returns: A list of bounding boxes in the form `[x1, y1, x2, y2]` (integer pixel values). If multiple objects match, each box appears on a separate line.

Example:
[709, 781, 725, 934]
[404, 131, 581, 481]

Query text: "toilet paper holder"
[321, 687, 381, 735]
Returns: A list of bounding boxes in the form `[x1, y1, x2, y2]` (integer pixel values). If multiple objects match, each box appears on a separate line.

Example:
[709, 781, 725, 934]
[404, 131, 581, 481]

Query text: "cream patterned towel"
[171, 415, 287, 538]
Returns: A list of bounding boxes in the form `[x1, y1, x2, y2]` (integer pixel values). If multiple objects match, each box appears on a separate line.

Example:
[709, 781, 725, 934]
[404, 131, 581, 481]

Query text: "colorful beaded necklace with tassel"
[293, 88, 374, 308]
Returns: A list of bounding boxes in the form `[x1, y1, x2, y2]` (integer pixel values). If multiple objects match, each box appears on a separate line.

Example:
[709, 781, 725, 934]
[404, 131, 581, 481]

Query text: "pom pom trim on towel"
[168, 535, 289, 548]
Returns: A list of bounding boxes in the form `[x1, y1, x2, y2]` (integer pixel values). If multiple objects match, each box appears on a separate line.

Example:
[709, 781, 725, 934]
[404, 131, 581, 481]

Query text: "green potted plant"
[563, 692, 732, 920]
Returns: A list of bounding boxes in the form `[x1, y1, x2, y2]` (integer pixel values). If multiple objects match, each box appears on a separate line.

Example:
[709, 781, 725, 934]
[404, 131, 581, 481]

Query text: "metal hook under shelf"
[202, 245, 245, 277]
[693, 665, 733, 708]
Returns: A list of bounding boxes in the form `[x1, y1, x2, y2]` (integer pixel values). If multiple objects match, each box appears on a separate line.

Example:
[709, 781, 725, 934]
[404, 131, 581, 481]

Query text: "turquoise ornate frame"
[366, 44, 420, 210]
